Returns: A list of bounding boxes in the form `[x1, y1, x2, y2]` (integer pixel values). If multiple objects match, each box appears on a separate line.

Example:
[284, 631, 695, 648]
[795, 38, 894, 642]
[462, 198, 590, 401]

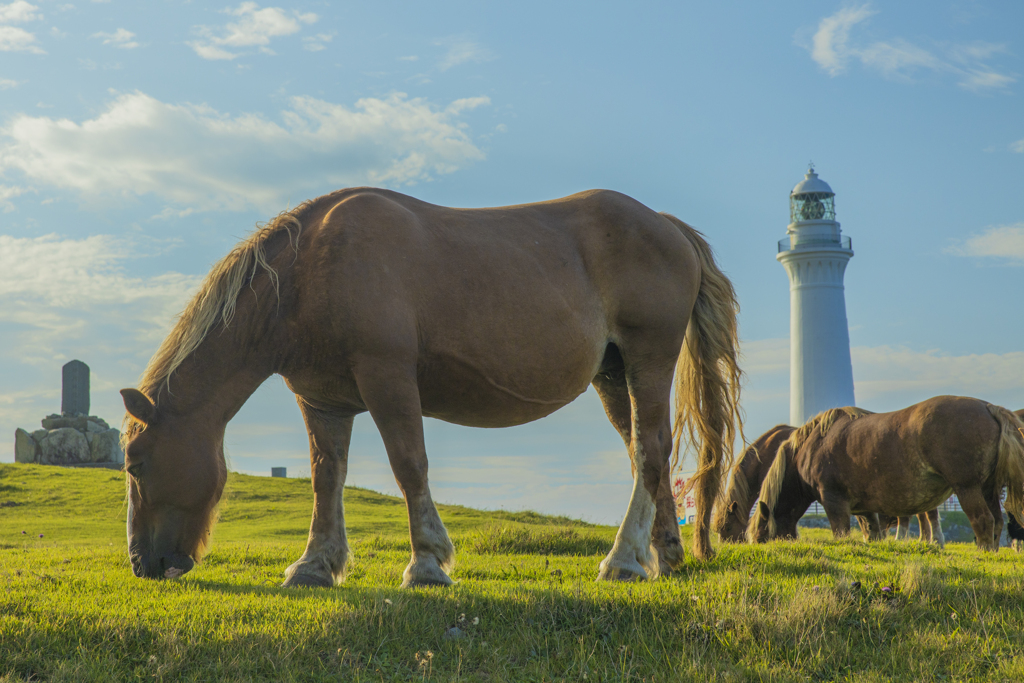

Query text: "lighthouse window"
[790, 193, 835, 222]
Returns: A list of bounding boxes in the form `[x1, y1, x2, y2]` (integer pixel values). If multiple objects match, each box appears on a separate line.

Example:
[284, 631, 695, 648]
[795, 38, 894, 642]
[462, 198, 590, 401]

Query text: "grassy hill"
[2, 463, 1024, 682]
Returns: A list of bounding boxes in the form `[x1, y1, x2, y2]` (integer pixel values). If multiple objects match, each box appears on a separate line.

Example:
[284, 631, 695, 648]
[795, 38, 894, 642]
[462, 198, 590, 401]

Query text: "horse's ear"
[728, 501, 740, 515]
[121, 389, 156, 426]
[758, 501, 770, 519]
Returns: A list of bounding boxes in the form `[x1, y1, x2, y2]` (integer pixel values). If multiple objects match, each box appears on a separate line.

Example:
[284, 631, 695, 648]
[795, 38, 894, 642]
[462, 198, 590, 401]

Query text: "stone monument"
[14, 360, 124, 468]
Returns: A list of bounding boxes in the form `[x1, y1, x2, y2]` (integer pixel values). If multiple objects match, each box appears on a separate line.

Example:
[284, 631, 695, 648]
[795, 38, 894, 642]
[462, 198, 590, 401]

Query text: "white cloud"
[0, 1, 43, 53]
[435, 37, 495, 71]
[92, 28, 139, 49]
[945, 223, 1024, 264]
[0, 90, 490, 213]
[0, 25, 43, 52]
[0, 77, 17, 89]
[0, 1, 42, 23]
[189, 2, 317, 60]
[805, 5, 1015, 91]
[1010, 138, 1024, 153]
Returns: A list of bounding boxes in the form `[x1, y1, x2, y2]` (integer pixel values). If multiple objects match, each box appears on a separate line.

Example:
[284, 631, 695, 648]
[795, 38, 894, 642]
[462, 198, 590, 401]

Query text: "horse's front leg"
[821, 492, 852, 538]
[284, 403, 354, 587]
[357, 365, 454, 587]
[955, 486, 997, 551]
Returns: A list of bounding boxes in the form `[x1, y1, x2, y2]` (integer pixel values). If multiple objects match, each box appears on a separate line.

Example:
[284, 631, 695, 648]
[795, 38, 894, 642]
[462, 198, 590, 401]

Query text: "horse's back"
[817, 396, 1000, 514]
[284, 188, 700, 426]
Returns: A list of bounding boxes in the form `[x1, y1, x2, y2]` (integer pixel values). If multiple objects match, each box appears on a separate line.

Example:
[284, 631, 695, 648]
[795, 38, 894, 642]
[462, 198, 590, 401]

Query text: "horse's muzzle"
[131, 552, 195, 579]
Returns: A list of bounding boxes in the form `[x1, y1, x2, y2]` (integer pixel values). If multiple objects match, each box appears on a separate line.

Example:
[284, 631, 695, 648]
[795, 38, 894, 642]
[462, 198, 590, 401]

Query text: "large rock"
[88, 429, 123, 464]
[15, 428, 38, 463]
[40, 428, 90, 465]
[86, 417, 110, 433]
[41, 416, 89, 431]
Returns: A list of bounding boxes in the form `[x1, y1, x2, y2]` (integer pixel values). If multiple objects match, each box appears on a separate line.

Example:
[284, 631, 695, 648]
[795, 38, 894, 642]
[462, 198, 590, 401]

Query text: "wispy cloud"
[804, 4, 1015, 92]
[0, 90, 490, 213]
[853, 345, 1024, 407]
[92, 27, 139, 49]
[0, 183, 27, 211]
[189, 2, 317, 60]
[0, 77, 17, 89]
[809, 5, 875, 76]
[1011, 138, 1024, 153]
[435, 37, 495, 71]
[301, 32, 331, 52]
[0, 233, 202, 442]
[945, 223, 1024, 264]
[0, 1, 44, 54]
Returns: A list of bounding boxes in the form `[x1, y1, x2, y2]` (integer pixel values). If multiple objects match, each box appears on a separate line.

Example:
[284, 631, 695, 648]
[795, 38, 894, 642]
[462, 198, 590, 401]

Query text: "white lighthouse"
[776, 166, 856, 426]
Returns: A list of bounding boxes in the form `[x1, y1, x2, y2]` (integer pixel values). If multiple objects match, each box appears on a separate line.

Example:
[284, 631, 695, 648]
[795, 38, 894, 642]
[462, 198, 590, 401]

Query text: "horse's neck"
[156, 319, 276, 426]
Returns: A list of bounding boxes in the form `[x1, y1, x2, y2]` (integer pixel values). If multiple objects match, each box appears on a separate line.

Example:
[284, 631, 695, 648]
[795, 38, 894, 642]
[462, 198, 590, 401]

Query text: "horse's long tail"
[747, 441, 789, 542]
[988, 405, 1024, 527]
[663, 214, 744, 560]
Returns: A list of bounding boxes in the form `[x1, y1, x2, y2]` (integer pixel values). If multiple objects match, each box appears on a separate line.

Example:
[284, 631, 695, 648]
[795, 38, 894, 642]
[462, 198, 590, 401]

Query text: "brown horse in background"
[119, 188, 743, 587]
[749, 397, 1024, 551]
[714, 424, 795, 542]
[716, 421, 943, 544]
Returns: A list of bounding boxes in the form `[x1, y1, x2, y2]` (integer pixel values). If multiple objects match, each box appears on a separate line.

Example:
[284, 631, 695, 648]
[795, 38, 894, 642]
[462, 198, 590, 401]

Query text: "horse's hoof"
[283, 573, 333, 588]
[597, 566, 647, 582]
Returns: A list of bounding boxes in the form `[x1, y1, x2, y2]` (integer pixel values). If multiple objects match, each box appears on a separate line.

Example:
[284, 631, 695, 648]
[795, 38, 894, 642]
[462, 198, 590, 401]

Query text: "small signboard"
[672, 473, 698, 526]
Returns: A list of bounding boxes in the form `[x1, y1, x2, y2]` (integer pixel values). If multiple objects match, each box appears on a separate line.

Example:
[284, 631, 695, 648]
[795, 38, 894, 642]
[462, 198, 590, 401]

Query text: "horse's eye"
[127, 462, 144, 479]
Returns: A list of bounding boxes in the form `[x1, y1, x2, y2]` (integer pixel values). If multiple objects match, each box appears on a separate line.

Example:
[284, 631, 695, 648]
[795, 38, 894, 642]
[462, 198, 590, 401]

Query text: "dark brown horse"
[748, 397, 1024, 551]
[119, 188, 743, 586]
[713, 424, 795, 542]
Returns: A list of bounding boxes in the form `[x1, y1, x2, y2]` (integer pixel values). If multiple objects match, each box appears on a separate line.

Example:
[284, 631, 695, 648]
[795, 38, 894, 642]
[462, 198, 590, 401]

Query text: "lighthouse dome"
[791, 168, 833, 197]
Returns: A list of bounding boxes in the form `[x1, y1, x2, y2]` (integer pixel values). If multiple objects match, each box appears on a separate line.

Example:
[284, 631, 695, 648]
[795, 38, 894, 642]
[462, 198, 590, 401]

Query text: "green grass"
[2, 463, 1024, 682]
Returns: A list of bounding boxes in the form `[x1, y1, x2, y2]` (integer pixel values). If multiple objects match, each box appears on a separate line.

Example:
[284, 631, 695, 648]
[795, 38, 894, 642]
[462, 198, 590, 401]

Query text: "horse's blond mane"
[747, 406, 873, 541]
[712, 456, 752, 530]
[120, 206, 306, 449]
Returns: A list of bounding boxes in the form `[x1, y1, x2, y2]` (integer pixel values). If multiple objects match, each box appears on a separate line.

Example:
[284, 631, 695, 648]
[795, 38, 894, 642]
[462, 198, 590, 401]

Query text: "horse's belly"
[417, 341, 603, 428]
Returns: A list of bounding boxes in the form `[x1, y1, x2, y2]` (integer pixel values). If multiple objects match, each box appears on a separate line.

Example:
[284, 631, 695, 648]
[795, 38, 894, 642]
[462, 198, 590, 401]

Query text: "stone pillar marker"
[62, 360, 90, 417]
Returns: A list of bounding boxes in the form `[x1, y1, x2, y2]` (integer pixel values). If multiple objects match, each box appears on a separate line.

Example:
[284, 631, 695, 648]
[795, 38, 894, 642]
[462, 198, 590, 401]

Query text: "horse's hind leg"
[956, 486, 997, 551]
[284, 404, 354, 588]
[357, 367, 454, 587]
[597, 359, 675, 581]
[896, 516, 911, 540]
[593, 370, 684, 576]
[925, 509, 945, 547]
[986, 490, 1005, 549]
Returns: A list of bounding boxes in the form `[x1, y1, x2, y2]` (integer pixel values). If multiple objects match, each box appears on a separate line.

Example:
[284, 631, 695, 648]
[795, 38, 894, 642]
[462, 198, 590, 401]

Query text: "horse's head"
[748, 501, 773, 543]
[715, 501, 749, 543]
[120, 388, 226, 579]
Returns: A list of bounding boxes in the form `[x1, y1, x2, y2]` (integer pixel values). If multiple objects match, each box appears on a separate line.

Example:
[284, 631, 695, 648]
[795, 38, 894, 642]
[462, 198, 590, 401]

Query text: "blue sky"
[1, 1, 1022, 524]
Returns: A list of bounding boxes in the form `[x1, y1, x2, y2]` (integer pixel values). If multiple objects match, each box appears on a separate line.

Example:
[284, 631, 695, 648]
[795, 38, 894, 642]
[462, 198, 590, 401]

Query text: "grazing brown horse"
[713, 424, 795, 542]
[119, 188, 743, 586]
[748, 397, 1024, 551]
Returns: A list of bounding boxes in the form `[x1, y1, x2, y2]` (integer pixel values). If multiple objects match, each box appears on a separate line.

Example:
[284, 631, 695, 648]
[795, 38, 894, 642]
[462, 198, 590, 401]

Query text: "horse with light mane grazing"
[119, 188, 743, 587]
[748, 397, 1024, 551]
[714, 424, 796, 542]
